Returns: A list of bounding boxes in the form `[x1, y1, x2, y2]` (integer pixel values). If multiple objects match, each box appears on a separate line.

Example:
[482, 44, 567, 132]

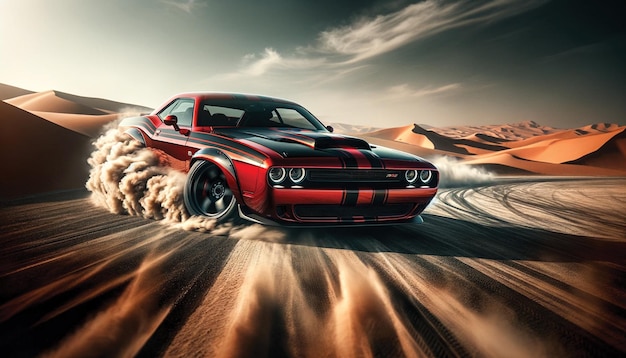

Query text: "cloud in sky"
[386, 83, 462, 99]
[236, 48, 326, 77]
[161, 0, 207, 14]
[233, 0, 547, 77]
[1, 0, 623, 128]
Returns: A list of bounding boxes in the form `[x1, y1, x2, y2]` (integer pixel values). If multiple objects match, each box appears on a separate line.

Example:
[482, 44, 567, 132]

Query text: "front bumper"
[238, 205, 425, 227]
[242, 186, 437, 225]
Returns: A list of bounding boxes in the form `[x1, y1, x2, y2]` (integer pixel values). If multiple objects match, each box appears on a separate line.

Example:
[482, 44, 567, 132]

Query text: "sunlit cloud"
[238, 48, 326, 77]
[229, 0, 546, 77]
[161, 0, 207, 14]
[386, 83, 462, 99]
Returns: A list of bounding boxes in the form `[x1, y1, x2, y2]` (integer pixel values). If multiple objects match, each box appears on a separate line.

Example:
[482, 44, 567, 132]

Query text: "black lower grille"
[294, 204, 413, 219]
[307, 169, 404, 183]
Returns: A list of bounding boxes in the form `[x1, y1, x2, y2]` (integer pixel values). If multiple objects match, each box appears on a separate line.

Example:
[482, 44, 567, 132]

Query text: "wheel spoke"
[201, 197, 214, 213]
[215, 198, 225, 212]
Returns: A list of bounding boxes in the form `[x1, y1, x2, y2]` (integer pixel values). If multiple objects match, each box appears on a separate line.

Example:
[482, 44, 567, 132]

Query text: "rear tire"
[184, 161, 237, 222]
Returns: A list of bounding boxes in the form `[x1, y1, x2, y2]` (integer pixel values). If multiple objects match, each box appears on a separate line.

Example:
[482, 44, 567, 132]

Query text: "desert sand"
[1, 178, 624, 357]
[0, 85, 150, 201]
[361, 122, 626, 176]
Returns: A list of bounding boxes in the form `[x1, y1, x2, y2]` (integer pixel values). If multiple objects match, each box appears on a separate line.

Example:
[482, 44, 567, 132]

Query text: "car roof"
[174, 92, 300, 105]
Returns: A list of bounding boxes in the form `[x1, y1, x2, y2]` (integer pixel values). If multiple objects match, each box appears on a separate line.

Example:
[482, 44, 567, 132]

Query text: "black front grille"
[307, 169, 404, 183]
[294, 204, 413, 220]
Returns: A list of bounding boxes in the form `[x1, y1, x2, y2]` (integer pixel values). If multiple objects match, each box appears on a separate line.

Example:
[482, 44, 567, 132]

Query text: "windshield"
[197, 100, 328, 131]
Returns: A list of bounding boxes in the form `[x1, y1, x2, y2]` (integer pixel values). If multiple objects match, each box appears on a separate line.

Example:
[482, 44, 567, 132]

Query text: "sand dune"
[29, 111, 119, 137]
[364, 122, 626, 176]
[487, 128, 626, 164]
[0, 85, 152, 200]
[0, 83, 34, 100]
[463, 153, 626, 176]
[6, 90, 109, 115]
[0, 101, 91, 201]
[364, 125, 435, 149]
[366, 124, 510, 155]
[429, 120, 562, 140]
[3, 87, 152, 138]
[6, 90, 151, 115]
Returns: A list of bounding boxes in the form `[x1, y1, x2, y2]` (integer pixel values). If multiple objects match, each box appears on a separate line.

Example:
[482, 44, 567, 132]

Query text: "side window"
[276, 108, 316, 130]
[268, 110, 281, 124]
[157, 98, 195, 127]
[198, 105, 244, 126]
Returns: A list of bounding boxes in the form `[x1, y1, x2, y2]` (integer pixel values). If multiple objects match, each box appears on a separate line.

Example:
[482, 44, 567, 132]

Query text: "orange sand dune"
[6, 90, 109, 115]
[365, 124, 507, 155]
[364, 125, 435, 149]
[569, 129, 626, 172]
[0, 101, 92, 201]
[365, 121, 626, 176]
[484, 127, 626, 164]
[360, 135, 465, 159]
[431, 121, 562, 140]
[5, 89, 152, 115]
[50, 90, 153, 114]
[496, 125, 621, 149]
[0, 83, 33, 100]
[463, 152, 626, 176]
[31, 111, 119, 137]
[3, 85, 151, 138]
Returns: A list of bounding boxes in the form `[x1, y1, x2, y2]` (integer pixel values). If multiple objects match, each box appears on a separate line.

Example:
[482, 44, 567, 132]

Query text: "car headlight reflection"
[268, 167, 286, 184]
[289, 168, 306, 184]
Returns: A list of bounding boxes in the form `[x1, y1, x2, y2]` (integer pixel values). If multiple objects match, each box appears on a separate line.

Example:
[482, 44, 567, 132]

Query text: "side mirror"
[326, 125, 334, 133]
[164, 114, 180, 131]
[164, 114, 178, 126]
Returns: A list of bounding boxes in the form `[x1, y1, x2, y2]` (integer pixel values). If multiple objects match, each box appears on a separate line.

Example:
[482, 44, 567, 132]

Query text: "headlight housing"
[289, 168, 306, 184]
[268, 167, 286, 184]
[419, 170, 432, 184]
[405, 169, 418, 184]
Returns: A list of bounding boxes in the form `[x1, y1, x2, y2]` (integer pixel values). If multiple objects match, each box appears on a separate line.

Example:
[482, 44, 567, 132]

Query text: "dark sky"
[1, 0, 624, 128]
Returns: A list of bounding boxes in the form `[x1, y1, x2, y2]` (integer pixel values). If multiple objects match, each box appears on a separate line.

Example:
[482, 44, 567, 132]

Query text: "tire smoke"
[86, 128, 190, 223]
[431, 156, 495, 188]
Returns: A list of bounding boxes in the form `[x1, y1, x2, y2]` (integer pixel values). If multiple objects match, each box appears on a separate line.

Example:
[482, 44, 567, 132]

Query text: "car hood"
[213, 128, 431, 164]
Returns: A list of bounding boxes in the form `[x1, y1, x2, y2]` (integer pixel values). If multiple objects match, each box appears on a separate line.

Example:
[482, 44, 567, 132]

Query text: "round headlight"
[405, 169, 418, 184]
[289, 168, 306, 184]
[268, 167, 286, 184]
[419, 170, 432, 184]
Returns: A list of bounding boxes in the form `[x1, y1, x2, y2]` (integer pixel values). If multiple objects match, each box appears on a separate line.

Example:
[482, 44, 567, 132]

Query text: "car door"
[153, 98, 196, 171]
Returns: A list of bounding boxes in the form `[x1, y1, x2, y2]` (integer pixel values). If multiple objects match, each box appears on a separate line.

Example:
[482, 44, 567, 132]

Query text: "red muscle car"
[119, 92, 438, 226]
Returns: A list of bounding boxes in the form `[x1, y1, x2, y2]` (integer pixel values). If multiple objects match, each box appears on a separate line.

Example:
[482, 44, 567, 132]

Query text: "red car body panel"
[120, 92, 439, 226]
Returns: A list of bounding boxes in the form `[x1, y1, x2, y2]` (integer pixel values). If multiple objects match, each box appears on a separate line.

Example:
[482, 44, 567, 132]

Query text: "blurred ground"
[1, 178, 625, 357]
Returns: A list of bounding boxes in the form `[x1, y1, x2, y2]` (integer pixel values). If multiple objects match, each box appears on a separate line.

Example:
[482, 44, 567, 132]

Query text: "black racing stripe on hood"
[361, 150, 384, 168]
[330, 149, 358, 168]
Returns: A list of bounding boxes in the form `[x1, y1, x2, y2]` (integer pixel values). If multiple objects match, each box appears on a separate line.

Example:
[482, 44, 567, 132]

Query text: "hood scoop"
[313, 136, 371, 150]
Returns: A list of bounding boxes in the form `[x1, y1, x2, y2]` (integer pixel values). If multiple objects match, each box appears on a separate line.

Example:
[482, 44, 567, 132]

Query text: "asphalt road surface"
[1, 178, 625, 357]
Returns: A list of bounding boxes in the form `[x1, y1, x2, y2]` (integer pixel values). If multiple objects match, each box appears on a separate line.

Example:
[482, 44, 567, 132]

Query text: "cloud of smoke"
[86, 128, 260, 235]
[86, 128, 191, 223]
[431, 155, 495, 188]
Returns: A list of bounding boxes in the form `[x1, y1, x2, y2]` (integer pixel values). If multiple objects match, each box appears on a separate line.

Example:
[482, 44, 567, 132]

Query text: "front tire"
[184, 161, 237, 222]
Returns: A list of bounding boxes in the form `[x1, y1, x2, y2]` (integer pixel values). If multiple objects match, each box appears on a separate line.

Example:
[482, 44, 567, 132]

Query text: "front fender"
[191, 148, 243, 203]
